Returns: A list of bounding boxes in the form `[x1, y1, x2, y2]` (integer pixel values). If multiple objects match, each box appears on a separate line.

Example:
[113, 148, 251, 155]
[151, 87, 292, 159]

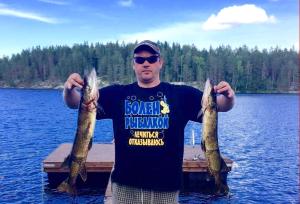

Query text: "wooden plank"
[43, 143, 233, 173]
[43, 143, 115, 172]
[44, 143, 114, 163]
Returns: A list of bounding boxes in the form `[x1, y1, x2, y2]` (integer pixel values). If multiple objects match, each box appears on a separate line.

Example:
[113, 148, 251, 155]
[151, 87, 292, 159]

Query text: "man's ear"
[159, 57, 164, 69]
[132, 59, 135, 70]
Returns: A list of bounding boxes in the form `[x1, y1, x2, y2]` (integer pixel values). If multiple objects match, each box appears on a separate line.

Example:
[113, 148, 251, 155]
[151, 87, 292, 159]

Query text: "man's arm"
[215, 81, 235, 112]
[63, 73, 84, 109]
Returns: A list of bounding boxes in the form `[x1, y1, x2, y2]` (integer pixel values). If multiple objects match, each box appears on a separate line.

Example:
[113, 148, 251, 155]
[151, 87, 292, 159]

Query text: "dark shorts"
[111, 182, 179, 204]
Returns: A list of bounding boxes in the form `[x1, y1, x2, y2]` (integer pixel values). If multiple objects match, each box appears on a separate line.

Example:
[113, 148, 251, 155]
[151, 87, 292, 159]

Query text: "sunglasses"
[133, 55, 159, 64]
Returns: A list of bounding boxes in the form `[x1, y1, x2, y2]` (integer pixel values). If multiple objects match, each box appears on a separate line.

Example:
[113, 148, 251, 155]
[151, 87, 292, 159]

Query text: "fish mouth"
[201, 78, 214, 108]
[84, 69, 98, 98]
[204, 79, 212, 93]
[202, 79, 212, 97]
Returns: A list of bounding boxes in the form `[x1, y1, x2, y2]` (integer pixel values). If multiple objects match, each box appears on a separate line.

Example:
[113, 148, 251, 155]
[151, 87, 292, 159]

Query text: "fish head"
[201, 78, 217, 109]
[82, 69, 98, 102]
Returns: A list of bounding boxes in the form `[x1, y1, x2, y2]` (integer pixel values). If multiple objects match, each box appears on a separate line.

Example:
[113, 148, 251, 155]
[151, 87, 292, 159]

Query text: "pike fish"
[57, 69, 98, 195]
[199, 78, 229, 195]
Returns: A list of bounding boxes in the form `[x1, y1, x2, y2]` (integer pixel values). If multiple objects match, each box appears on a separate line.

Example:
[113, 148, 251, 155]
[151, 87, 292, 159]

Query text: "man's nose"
[143, 59, 151, 65]
[142, 60, 150, 67]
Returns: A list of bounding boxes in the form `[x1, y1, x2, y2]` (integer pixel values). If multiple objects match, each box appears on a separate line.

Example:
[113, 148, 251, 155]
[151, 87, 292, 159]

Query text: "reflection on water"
[0, 89, 298, 203]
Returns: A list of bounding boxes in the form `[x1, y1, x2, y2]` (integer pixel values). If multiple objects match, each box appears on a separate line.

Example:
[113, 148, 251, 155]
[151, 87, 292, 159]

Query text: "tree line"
[0, 41, 298, 92]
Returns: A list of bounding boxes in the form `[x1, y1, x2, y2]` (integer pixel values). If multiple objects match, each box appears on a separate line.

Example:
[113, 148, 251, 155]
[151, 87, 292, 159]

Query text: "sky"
[0, 0, 298, 57]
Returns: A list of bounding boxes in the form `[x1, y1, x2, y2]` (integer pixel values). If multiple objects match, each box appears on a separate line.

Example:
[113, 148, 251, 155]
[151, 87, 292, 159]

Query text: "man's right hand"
[63, 73, 83, 109]
[64, 73, 84, 90]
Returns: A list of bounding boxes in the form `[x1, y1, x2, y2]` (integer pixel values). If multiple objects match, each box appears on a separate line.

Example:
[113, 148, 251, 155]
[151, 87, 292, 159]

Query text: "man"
[63, 40, 235, 203]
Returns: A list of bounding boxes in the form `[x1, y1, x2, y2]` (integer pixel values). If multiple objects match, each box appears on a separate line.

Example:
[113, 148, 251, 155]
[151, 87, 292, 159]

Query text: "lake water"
[0, 89, 298, 203]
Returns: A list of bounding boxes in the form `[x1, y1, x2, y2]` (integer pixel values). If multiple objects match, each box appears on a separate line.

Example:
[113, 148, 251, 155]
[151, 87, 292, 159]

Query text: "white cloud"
[38, 0, 69, 6]
[118, 0, 134, 7]
[0, 4, 60, 24]
[202, 4, 276, 31]
[93, 12, 119, 21]
[117, 21, 201, 44]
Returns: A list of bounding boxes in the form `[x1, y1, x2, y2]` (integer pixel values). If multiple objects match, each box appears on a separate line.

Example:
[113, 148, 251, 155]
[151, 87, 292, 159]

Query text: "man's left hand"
[214, 81, 235, 99]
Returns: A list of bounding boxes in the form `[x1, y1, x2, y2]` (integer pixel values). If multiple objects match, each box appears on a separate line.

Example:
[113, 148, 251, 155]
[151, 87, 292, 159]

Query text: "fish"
[57, 69, 98, 195]
[199, 78, 229, 195]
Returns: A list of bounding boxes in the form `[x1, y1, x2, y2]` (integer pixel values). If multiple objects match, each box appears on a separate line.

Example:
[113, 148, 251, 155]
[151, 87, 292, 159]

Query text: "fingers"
[226, 90, 234, 98]
[214, 81, 235, 98]
[214, 81, 227, 93]
[65, 73, 84, 90]
[69, 78, 83, 89]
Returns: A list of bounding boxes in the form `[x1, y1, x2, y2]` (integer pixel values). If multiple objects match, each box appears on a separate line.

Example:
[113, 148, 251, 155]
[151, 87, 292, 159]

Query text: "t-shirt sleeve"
[181, 85, 203, 123]
[96, 85, 119, 119]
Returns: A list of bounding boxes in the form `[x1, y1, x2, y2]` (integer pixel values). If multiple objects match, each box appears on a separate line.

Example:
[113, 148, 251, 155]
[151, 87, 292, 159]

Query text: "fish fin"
[88, 137, 93, 151]
[79, 165, 87, 182]
[220, 157, 229, 171]
[197, 109, 203, 120]
[97, 104, 106, 116]
[201, 139, 206, 152]
[211, 172, 229, 195]
[197, 106, 207, 120]
[93, 100, 98, 109]
[215, 158, 230, 195]
[61, 155, 71, 168]
[57, 180, 77, 196]
[216, 181, 229, 195]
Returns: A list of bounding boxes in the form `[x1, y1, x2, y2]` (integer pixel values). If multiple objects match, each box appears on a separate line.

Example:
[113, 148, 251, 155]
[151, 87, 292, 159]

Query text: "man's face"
[133, 50, 163, 85]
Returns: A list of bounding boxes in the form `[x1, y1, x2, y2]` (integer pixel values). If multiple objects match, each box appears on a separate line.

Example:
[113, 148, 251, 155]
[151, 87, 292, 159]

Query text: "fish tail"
[215, 174, 229, 195]
[216, 182, 229, 195]
[57, 180, 77, 195]
[221, 157, 230, 172]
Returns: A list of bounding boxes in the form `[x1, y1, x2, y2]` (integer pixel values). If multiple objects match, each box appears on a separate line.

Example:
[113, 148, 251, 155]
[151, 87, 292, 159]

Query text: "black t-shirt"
[97, 82, 202, 191]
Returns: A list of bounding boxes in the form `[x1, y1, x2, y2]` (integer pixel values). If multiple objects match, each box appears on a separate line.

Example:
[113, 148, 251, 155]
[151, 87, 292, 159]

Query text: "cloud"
[93, 12, 119, 21]
[202, 4, 276, 31]
[118, 0, 134, 7]
[37, 0, 70, 6]
[117, 21, 202, 44]
[0, 4, 60, 24]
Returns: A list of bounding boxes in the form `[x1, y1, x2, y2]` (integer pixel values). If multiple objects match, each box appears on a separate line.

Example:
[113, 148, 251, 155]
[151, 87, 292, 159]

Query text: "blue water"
[0, 89, 298, 203]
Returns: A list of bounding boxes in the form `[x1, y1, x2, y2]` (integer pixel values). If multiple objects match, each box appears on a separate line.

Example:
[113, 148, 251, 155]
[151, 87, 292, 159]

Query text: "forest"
[0, 41, 298, 92]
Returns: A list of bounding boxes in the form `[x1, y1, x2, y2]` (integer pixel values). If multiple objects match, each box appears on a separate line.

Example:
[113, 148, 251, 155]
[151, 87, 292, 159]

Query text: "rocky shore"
[0, 80, 64, 89]
[0, 78, 110, 90]
[0, 80, 297, 94]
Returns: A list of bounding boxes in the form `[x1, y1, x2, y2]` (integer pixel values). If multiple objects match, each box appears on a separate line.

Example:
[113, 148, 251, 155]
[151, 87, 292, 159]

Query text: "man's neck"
[137, 80, 161, 88]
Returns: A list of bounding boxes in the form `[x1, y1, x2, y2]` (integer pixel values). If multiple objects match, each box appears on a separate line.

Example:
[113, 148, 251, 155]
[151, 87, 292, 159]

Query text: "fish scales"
[200, 78, 229, 195]
[57, 69, 98, 195]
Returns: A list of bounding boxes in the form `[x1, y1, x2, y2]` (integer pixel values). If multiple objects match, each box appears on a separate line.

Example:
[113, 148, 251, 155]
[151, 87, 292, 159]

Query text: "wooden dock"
[43, 143, 233, 201]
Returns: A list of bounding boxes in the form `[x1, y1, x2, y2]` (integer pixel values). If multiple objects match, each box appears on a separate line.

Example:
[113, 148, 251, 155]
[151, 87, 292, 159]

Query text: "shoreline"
[0, 83, 298, 94]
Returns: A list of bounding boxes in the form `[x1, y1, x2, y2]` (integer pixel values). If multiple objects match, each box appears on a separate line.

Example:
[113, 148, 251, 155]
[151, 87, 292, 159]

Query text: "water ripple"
[0, 90, 298, 203]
